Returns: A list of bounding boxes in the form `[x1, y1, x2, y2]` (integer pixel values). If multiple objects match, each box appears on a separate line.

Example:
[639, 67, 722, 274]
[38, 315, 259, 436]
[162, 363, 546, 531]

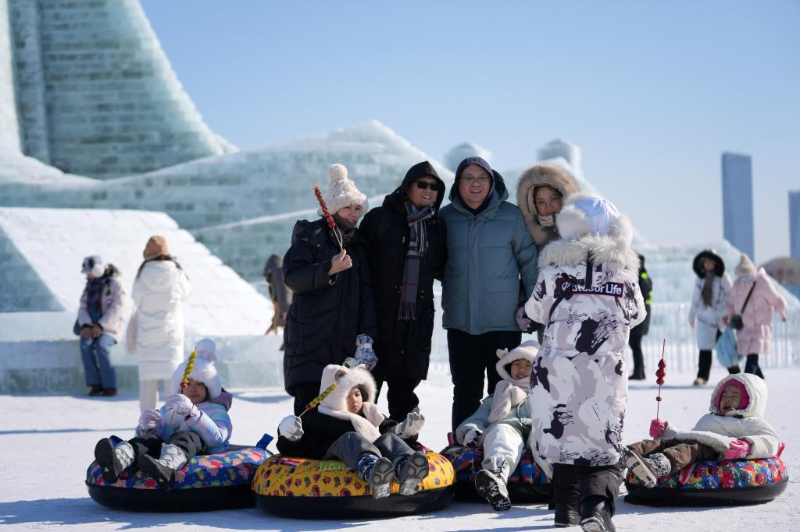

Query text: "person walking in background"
[628, 253, 653, 380]
[263, 254, 293, 350]
[283, 164, 377, 416]
[77, 255, 128, 397]
[128, 236, 192, 412]
[359, 161, 447, 422]
[688, 250, 732, 386]
[439, 157, 538, 432]
[722, 254, 788, 379]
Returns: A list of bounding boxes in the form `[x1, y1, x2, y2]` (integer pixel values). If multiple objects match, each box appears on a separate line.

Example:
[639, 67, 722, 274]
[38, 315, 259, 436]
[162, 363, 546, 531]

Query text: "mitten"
[138, 409, 161, 432]
[463, 428, 483, 447]
[649, 419, 668, 439]
[278, 415, 304, 441]
[393, 407, 425, 438]
[354, 334, 378, 371]
[724, 439, 751, 460]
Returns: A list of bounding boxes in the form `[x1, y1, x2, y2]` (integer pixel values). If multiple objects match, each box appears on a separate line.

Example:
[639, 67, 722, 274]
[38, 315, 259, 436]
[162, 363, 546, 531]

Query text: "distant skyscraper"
[790, 190, 800, 260]
[722, 153, 755, 260]
[444, 142, 492, 172]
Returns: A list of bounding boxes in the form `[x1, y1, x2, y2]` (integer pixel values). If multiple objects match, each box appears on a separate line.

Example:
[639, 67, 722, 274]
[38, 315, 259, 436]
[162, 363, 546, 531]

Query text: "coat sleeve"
[628, 277, 647, 329]
[512, 212, 539, 298]
[283, 237, 335, 296]
[525, 268, 554, 326]
[356, 245, 378, 340]
[688, 279, 701, 323]
[434, 218, 447, 281]
[188, 407, 232, 449]
[742, 419, 781, 459]
[77, 284, 92, 326]
[454, 397, 493, 445]
[761, 274, 788, 318]
[98, 278, 128, 332]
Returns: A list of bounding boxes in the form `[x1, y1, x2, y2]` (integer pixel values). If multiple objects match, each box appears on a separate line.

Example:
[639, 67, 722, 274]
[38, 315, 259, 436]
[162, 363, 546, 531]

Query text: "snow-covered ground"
[1, 365, 796, 531]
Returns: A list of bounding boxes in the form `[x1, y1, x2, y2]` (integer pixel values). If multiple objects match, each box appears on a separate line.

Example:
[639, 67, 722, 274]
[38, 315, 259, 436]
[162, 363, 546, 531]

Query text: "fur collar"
[517, 163, 580, 249]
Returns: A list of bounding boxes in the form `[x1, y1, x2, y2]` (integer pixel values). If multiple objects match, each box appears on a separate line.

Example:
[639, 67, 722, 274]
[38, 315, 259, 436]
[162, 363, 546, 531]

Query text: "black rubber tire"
[624, 477, 788, 507]
[86, 482, 255, 512]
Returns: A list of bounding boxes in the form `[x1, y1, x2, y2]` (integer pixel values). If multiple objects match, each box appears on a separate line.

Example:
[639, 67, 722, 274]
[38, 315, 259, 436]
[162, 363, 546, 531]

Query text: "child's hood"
[318, 363, 377, 413]
[709, 373, 767, 418]
[495, 340, 539, 391]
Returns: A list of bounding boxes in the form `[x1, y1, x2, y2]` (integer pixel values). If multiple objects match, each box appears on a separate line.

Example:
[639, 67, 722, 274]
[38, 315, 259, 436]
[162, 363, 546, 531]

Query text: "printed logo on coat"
[554, 276, 624, 298]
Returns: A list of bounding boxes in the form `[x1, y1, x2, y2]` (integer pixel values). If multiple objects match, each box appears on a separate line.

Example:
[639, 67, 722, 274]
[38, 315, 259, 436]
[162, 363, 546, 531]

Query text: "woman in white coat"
[129, 236, 192, 412]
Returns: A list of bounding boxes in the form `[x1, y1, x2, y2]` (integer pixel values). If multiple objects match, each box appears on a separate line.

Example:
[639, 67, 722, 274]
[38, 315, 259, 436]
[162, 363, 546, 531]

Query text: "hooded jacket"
[78, 269, 129, 343]
[724, 267, 788, 356]
[130, 261, 192, 380]
[689, 250, 732, 350]
[660, 373, 780, 459]
[359, 161, 447, 381]
[282, 222, 377, 395]
[439, 159, 538, 334]
[516, 164, 580, 251]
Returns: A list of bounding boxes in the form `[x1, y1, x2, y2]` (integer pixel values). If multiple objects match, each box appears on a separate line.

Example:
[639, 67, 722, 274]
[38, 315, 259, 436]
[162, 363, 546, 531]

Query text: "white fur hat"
[169, 338, 222, 399]
[318, 363, 377, 412]
[318, 164, 368, 217]
[496, 340, 539, 384]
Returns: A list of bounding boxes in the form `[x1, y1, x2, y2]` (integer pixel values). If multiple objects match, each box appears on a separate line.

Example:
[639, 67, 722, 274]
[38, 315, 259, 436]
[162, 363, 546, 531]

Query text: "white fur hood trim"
[495, 340, 539, 389]
[537, 218, 639, 272]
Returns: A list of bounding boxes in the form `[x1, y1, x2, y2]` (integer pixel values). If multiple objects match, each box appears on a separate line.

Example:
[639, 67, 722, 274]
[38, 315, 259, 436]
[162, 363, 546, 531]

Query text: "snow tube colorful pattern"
[86, 445, 271, 511]
[441, 445, 551, 502]
[625, 457, 788, 506]
[252, 451, 455, 518]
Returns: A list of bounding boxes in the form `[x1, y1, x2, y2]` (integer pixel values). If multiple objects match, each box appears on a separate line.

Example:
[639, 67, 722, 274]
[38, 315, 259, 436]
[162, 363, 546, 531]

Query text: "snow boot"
[474, 458, 511, 511]
[139, 443, 188, 488]
[579, 496, 615, 532]
[554, 502, 581, 527]
[394, 451, 429, 496]
[88, 384, 103, 396]
[623, 449, 670, 488]
[94, 438, 134, 483]
[356, 453, 394, 499]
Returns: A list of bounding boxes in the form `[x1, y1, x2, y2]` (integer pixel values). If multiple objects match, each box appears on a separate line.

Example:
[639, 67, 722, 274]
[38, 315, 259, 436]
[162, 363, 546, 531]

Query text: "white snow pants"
[139, 379, 168, 412]
[481, 423, 525, 482]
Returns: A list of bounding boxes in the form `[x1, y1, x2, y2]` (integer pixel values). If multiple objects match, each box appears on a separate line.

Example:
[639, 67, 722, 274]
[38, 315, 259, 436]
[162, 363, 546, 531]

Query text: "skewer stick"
[311, 179, 343, 251]
[298, 382, 338, 418]
[655, 339, 666, 420]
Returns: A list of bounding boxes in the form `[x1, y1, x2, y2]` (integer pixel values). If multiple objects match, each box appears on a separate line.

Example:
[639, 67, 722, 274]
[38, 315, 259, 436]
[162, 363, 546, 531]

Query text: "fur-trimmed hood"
[317, 364, 385, 442]
[517, 164, 580, 249]
[169, 338, 222, 400]
[495, 340, 539, 390]
[708, 373, 767, 419]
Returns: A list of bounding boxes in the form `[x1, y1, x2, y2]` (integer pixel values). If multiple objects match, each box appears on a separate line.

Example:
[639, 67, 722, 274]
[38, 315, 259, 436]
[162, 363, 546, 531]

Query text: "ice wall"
[0, 0, 20, 153]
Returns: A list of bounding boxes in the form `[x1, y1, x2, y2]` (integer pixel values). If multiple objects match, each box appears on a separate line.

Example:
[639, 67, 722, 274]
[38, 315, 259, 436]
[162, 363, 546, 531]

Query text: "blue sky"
[141, 0, 799, 263]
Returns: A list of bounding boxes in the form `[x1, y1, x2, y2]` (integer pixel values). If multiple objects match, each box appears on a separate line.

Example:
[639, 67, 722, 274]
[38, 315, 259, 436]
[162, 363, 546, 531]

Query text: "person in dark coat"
[283, 164, 377, 415]
[359, 161, 447, 421]
[628, 253, 653, 380]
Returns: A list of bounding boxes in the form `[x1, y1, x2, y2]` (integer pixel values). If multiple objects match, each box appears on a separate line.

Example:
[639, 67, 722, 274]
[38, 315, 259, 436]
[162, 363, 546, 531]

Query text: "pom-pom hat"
[169, 338, 222, 399]
[318, 164, 368, 216]
[734, 254, 757, 278]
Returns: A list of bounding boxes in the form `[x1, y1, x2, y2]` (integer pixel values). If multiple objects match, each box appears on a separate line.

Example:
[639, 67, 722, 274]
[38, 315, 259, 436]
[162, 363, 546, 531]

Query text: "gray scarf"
[702, 272, 715, 307]
[399, 202, 435, 320]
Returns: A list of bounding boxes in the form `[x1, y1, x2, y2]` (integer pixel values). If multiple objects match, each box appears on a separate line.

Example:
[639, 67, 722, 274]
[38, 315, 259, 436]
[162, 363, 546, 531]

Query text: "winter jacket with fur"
[689, 273, 731, 350]
[130, 261, 192, 380]
[660, 373, 780, 459]
[282, 219, 377, 395]
[78, 273, 129, 343]
[138, 400, 232, 454]
[359, 162, 447, 381]
[516, 164, 580, 251]
[724, 268, 788, 355]
[440, 168, 538, 334]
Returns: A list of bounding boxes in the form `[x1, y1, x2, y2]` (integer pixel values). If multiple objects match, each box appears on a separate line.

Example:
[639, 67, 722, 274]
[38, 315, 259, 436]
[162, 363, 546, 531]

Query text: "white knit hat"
[734, 254, 757, 277]
[317, 164, 368, 216]
[169, 338, 222, 399]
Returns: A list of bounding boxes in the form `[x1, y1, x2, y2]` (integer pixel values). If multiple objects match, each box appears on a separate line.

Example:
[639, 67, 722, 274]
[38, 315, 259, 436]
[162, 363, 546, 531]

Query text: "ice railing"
[428, 295, 800, 374]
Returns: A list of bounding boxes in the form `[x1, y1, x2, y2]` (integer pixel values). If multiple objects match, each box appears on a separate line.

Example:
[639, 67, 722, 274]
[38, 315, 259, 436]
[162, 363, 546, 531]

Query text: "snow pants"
[481, 423, 525, 483]
[628, 439, 718, 477]
[128, 430, 205, 464]
[552, 463, 624, 515]
[323, 432, 413, 470]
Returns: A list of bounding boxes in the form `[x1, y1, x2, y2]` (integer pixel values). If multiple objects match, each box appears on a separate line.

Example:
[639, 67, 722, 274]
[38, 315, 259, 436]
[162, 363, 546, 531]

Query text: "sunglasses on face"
[414, 181, 442, 191]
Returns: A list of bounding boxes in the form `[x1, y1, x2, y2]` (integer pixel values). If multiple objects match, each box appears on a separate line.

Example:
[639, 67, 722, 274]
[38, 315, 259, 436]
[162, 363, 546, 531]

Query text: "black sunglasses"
[414, 181, 442, 191]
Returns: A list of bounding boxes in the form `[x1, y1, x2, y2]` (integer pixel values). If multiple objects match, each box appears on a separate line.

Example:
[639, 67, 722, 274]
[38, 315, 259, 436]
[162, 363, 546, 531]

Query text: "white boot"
[139, 444, 188, 487]
[95, 438, 135, 483]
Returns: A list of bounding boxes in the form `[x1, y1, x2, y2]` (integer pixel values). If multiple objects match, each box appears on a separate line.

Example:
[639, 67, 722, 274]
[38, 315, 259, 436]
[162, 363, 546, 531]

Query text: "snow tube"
[625, 457, 788, 506]
[252, 450, 456, 518]
[440, 444, 551, 503]
[86, 440, 272, 512]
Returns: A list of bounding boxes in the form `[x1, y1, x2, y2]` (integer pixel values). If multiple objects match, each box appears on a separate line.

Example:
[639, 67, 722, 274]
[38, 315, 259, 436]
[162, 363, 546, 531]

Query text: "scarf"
[488, 380, 529, 423]
[85, 275, 109, 324]
[399, 202, 435, 320]
[332, 213, 356, 246]
[537, 214, 555, 227]
[702, 271, 715, 307]
[318, 402, 384, 442]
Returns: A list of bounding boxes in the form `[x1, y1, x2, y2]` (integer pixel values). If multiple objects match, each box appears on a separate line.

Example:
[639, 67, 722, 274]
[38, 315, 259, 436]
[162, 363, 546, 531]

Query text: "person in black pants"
[628, 254, 653, 380]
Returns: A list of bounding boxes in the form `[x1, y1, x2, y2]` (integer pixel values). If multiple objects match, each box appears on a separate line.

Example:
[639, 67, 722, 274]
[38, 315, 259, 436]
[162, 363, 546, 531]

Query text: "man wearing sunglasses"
[439, 157, 538, 433]
[360, 161, 447, 422]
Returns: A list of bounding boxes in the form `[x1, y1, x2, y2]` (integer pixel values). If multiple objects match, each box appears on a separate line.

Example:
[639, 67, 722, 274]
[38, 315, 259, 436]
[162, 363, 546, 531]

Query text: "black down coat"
[359, 162, 447, 381]
[282, 219, 377, 395]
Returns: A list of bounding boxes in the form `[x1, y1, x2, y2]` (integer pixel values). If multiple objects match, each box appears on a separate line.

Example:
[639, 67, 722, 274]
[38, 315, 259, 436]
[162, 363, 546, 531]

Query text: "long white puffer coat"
[130, 261, 192, 381]
[689, 274, 732, 350]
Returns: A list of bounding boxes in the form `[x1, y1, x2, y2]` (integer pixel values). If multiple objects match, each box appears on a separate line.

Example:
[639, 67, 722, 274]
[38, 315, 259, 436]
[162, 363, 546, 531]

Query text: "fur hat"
[734, 253, 757, 278]
[496, 340, 539, 389]
[317, 364, 383, 442]
[82, 255, 103, 275]
[169, 338, 222, 399]
[144, 235, 170, 260]
[318, 164, 368, 217]
[557, 192, 622, 240]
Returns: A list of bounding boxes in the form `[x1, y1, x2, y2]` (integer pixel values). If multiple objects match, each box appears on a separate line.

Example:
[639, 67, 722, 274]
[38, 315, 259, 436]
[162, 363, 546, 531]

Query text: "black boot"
[88, 384, 103, 396]
[554, 502, 581, 527]
[579, 496, 615, 532]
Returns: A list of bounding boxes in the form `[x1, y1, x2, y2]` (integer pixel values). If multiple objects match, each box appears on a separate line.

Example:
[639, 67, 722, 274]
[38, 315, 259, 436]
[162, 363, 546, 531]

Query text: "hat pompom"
[195, 338, 217, 363]
[328, 164, 348, 183]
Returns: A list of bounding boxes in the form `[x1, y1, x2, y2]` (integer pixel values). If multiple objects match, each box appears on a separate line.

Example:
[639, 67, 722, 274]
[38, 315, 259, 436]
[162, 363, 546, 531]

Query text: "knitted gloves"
[724, 439, 751, 460]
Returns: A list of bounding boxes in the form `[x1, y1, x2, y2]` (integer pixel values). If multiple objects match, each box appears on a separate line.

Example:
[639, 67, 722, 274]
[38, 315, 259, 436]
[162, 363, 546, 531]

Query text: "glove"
[354, 334, 378, 371]
[649, 419, 668, 439]
[393, 407, 425, 438]
[164, 394, 198, 427]
[279, 415, 304, 441]
[462, 428, 483, 448]
[724, 439, 751, 460]
[515, 306, 532, 333]
[138, 409, 161, 432]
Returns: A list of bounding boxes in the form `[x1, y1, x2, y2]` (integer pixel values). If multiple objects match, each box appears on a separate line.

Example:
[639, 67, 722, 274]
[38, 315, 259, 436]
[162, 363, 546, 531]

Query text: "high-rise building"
[722, 152, 755, 260]
[790, 190, 800, 260]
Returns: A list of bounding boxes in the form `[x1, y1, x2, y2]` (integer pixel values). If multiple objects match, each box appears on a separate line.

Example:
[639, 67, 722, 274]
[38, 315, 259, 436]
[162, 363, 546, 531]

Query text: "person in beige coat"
[128, 236, 192, 412]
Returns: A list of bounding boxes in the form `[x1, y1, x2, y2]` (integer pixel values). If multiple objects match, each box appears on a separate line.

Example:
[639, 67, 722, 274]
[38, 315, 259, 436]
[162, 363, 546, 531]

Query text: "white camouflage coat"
[525, 223, 645, 467]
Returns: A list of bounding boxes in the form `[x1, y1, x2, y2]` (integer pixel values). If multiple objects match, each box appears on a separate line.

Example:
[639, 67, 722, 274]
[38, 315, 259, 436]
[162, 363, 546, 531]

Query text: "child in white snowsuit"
[94, 339, 232, 487]
[455, 341, 538, 511]
[277, 364, 428, 499]
[625, 373, 780, 487]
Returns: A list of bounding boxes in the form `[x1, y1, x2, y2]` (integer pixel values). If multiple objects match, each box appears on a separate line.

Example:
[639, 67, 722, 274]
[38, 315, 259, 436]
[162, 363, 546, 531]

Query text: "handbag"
[715, 325, 740, 367]
[72, 319, 81, 336]
[730, 281, 757, 331]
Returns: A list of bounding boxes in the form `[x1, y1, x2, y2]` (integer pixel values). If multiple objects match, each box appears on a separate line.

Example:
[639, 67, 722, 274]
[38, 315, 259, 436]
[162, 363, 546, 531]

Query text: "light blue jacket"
[439, 170, 538, 334]
[137, 401, 232, 454]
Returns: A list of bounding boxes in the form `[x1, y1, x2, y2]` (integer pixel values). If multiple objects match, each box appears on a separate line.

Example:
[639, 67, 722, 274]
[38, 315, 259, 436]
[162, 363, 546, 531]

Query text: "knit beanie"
[143, 235, 170, 260]
[734, 254, 757, 278]
[318, 164, 368, 216]
[169, 338, 222, 399]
